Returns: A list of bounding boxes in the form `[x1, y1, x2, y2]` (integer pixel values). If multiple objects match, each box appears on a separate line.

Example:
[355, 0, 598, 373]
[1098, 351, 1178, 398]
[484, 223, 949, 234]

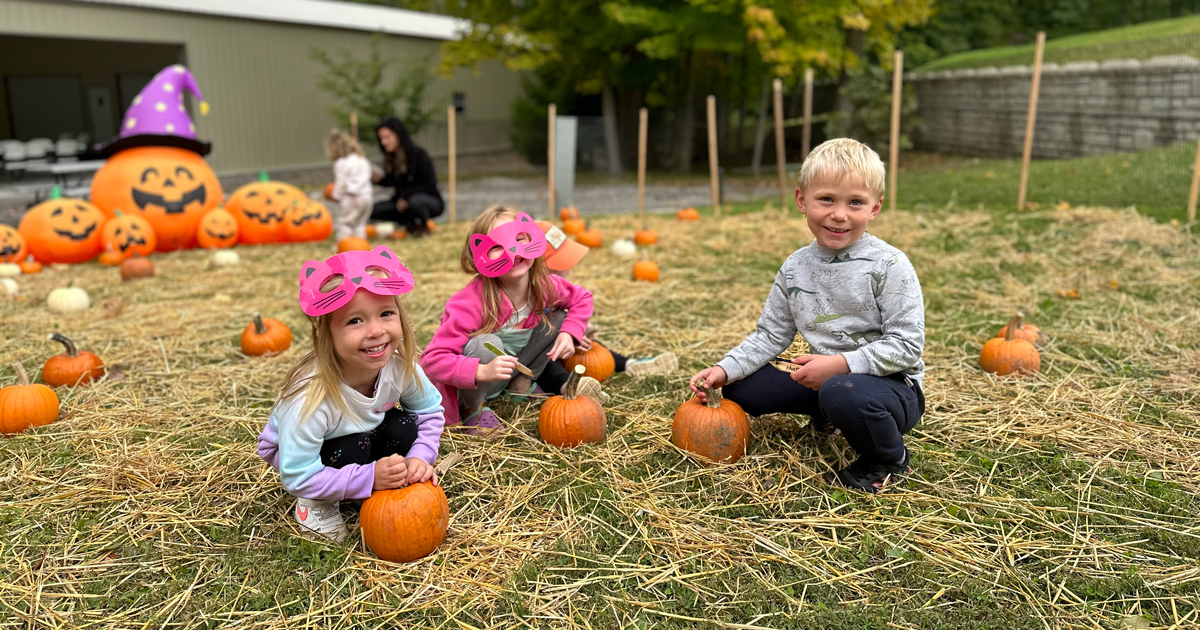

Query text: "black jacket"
[375, 117, 442, 204]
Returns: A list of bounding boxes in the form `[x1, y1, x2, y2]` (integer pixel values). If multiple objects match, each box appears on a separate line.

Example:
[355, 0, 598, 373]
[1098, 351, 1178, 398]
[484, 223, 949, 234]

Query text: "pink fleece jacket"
[420, 275, 593, 426]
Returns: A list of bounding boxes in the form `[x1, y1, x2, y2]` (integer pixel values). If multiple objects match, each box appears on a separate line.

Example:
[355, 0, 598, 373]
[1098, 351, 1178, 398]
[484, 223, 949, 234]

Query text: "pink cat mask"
[298, 246, 415, 317]
[469, 212, 547, 277]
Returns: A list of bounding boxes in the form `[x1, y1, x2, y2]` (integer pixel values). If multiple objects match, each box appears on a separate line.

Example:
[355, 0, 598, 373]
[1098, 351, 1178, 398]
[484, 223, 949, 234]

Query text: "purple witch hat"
[100, 64, 212, 156]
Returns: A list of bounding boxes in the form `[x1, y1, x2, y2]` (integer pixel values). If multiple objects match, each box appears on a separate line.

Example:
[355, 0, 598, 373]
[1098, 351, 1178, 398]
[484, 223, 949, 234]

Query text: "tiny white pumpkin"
[1, 277, 17, 297]
[611, 238, 638, 260]
[0, 263, 20, 278]
[375, 222, 397, 238]
[48, 284, 90, 313]
[211, 250, 240, 267]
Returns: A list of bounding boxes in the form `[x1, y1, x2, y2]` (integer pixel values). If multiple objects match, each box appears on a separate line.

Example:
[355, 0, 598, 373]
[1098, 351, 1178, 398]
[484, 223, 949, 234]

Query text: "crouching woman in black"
[371, 117, 444, 237]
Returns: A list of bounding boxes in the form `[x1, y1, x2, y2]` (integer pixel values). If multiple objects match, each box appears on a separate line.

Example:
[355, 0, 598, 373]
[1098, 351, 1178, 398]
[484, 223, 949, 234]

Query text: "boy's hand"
[372, 455, 408, 490]
[688, 367, 728, 404]
[790, 354, 850, 391]
[547, 332, 576, 361]
[404, 457, 439, 487]
[476, 356, 518, 384]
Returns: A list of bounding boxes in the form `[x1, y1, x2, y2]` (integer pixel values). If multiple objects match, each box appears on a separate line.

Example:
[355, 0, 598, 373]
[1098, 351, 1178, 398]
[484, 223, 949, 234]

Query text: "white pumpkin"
[211, 250, 240, 267]
[611, 238, 638, 260]
[0, 263, 20, 278]
[1, 277, 17, 297]
[48, 285, 90, 313]
[374, 222, 397, 238]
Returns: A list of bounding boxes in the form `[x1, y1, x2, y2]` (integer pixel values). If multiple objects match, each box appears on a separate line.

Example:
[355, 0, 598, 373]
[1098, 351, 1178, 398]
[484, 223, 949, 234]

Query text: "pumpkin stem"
[1004, 314, 1023, 342]
[253, 314, 267, 335]
[699, 384, 722, 408]
[49, 186, 62, 200]
[48, 333, 78, 358]
[12, 362, 30, 387]
[258, 170, 270, 182]
[562, 364, 585, 400]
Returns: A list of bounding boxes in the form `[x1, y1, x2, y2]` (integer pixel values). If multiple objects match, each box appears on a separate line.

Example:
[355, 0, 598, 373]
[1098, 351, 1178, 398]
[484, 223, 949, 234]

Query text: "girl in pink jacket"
[420, 205, 602, 433]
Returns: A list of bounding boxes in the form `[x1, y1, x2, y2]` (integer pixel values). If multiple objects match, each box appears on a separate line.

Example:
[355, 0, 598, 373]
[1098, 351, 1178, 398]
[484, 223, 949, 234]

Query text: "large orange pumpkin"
[0, 224, 26, 263]
[90, 146, 222, 252]
[0, 362, 60, 434]
[360, 482, 450, 562]
[672, 385, 750, 464]
[563, 342, 615, 382]
[101, 210, 157, 259]
[227, 172, 306, 245]
[539, 365, 607, 448]
[283, 201, 333, 242]
[17, 190, 106, 264]
[196, 207, 239, 249]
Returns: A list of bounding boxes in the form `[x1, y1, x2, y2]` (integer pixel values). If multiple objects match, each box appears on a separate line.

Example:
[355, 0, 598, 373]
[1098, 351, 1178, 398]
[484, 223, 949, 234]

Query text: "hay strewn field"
[2, 204, 1199, 629]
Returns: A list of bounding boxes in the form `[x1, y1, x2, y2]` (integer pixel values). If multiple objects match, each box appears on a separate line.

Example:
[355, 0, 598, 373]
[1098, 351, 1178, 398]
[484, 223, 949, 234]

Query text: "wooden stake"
[637, 107, 648, 222]
[350, 111, 358, 139]
[801, 67, 814, 160]
[1187, 138, 1200, 222]
[773, 78, 788, 216]
[707, 95, 720, 217]
[1017, 31, 1046, 211]
[548, 103, 556, 220]
[888, 50, 904, 213]
[447, 105, 457, 224]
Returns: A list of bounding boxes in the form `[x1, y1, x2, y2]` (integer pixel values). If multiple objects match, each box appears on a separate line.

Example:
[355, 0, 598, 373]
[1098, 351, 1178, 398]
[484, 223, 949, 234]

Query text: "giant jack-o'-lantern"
[90, 146, 222, 252]
[226, 172, 306, 245]
[0, 224, 26, 263]
[196, 207, 239, 249]
[101, 210, 157, 259]
[283, 200, 333, 242]
[18, 189, 106, 264]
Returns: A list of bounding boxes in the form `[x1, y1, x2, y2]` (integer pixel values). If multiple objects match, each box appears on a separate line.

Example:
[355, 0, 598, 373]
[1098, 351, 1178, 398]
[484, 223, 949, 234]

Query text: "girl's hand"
[476, 356, 518, 384]
[547, 332, 576, 361]
[576, 335, 593, 352]
[688, 367, 728, 404]
[404, 457, 438, 486]
[790, 354, 850, 391]
[395, 198, 409, 211]
[372, 455, 408, 490]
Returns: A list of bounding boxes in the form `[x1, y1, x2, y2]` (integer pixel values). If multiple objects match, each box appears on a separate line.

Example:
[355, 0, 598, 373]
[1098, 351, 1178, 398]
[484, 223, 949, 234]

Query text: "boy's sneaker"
[624, 352, 678, 377]
[575, 376, 610, 405]
[825, 449, 912, 494]
[295, 497, 348, 543]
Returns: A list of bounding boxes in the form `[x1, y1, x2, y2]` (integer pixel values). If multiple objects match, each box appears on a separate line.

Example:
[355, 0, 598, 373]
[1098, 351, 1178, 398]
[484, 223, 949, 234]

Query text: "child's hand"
[404, 457, 438, 487]
[547, 332, 576, 361]
[476, 356, 519, 384]
[575, 335, 593, 352]
[688, 367, 728, 404]
[790, 354, 850, 391]
[372, 455, 408, 490]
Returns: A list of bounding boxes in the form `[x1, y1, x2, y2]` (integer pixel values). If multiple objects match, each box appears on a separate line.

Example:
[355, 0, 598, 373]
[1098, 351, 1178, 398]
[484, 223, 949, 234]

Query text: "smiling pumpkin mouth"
[0, 244, 19, 257]
[245, 209, 285, 224]
[54, 223, 98, 241]
[206, 230, 234, 239]
[290, 212, 323, 226]
[118, 236, 147, 251]
[132, 185, 207, 214]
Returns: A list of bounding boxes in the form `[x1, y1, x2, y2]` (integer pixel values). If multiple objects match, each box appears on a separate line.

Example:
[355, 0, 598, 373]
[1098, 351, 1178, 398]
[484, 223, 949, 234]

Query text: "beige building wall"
[0, 0, 522, 173]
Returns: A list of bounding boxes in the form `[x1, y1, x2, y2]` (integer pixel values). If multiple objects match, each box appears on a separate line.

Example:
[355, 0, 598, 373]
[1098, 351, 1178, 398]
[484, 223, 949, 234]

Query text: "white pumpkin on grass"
[375, 222, 397, 238]
[211, 249, 240, 267]
[611, 238, 638, 260]
[0, 263, 20, 278]
[48, 283, 90, 313]
[1, 278, 17, 297]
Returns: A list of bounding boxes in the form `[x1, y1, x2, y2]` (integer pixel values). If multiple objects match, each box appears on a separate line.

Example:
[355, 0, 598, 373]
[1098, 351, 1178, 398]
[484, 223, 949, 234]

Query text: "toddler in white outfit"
[325, 130, 374, 240]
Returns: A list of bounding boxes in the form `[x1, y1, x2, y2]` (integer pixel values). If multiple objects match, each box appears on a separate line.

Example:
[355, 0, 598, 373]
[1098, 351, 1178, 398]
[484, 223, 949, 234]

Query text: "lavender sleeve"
[399, 364, 445, 465]
[259, 402, 378, 501]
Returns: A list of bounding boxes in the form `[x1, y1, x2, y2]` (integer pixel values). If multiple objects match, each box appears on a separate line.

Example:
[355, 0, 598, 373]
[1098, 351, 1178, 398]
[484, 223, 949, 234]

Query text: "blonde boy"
[688, 138, 925, 492]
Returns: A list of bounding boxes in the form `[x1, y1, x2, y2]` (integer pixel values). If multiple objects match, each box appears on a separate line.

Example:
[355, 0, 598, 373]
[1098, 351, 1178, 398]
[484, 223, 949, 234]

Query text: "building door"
[88, 86, 115, 142]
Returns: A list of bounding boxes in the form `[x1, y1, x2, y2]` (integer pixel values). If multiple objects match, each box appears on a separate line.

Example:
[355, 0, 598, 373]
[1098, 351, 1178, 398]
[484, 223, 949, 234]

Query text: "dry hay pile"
[1, 204, 1198, 629]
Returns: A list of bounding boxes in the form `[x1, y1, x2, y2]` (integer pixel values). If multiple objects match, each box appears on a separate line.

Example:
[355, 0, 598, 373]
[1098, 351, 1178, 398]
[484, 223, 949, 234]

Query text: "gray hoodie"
[717, 233, 925, 385]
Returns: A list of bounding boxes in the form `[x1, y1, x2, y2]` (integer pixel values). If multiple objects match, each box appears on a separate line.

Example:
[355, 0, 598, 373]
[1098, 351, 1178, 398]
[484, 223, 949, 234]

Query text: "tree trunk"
[676, 49, 696, 173]
[835, 27, 865, 136]
[750, 74, 770, 176]
[601, 74, 623, 175]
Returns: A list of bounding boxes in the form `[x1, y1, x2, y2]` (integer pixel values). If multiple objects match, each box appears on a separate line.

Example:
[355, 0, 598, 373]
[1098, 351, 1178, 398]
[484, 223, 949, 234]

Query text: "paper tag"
[545, 226, 568, 250]
[770, 359, 801, 373]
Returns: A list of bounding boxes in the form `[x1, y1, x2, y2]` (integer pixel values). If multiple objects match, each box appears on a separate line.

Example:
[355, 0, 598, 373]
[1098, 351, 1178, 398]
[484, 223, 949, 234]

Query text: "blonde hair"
[325, 130, 365, 161]
[796, 138, 886, 200]
[460, 205, 556, 337]
[274, 274, 421, 424]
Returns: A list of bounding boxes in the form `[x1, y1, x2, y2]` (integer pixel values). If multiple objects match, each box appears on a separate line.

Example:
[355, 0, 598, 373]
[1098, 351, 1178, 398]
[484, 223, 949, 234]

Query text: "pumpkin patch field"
[1, 204, 1199, 628]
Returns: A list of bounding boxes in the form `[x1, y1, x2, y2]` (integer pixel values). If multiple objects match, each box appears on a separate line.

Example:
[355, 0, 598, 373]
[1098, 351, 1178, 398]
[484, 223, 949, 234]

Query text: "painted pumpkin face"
[101, 211, 157, 259]
[17, 197, 106, 263]
[196, 207, 239, 249]
[0, 224, 26, 263]
[283, 201, 332, 242]
[227, 179, 306, 245]
[90, 146, 223, 252]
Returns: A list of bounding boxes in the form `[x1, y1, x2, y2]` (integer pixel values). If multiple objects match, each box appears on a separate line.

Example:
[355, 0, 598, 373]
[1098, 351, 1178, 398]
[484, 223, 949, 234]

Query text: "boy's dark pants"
[319, 407, 419, 469]
[723, 367, 924, 467]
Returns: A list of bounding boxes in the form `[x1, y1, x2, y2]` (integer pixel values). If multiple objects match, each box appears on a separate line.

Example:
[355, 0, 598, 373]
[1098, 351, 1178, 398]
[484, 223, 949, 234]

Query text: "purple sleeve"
[257, 415, 378, 501]
[406, 409, 445, 464]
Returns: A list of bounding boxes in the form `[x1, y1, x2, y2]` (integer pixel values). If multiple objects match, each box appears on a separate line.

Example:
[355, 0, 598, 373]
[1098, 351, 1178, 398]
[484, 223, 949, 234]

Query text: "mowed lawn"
[1, 202, 1198, 629]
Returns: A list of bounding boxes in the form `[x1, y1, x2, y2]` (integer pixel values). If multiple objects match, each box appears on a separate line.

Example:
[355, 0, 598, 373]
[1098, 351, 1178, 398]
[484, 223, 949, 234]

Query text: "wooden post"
[1187, 138, 1200, 222]
[350, 112, 358, 139]
[548, 103, 556, 220]
[706, 95, 720, 217]
[888, 50, 904, 213]
[1017, 31, 1046, 211]
[637, 107, 648, 222]
[801, 67, 814, 160]
[773, 78, 788, 216]
[447, 105, 457, 223]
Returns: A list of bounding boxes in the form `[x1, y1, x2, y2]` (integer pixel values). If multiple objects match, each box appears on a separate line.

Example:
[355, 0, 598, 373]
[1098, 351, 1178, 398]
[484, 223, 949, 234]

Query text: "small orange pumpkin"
[361, 481, 450, 562]
[337, 236, 371, 253]
[18, 187, 106, 263]
[0, 224, 27, 263]
[980, 314, 1041, 376]
[366, 224, 378, 238]
[559, 206, 580, 222]
[120, 255, 155, 281]
[0, 362, 59, 434]
[389, 229, 408, 241]
[676, 207, 700, 221]
[323, 182, 336, 201]
[634, 222, 658, 246]
[996, 314, 1047, 346]
[563, 341, 615, 382]
[98, 245, 125, 267]
[101, 210, 157, 259]
[196, 207, 239, 249]
[672, 384, 750, 464]
[42, 333, 105, 387]
[539, 364, 607, 448]
[575, 221, 603, 249]
[241, 314, 293, 356]
[227, 172, 307, 245]
[632, 251, 659, 282]
[426, 219, 437, 233]
[19, 255, 42, 275]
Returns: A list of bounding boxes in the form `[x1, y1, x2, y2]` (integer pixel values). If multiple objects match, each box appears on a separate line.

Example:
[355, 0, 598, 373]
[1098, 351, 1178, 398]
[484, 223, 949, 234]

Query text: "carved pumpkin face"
[90, 146, 223, 252]
[196, 207, 239, 249]
[283, 201, 332, 242]
[0, 224, 26, 263]
[17, 197, 106, 263]
[101, 211, 157, 259]
[227, 178, 306, 245]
